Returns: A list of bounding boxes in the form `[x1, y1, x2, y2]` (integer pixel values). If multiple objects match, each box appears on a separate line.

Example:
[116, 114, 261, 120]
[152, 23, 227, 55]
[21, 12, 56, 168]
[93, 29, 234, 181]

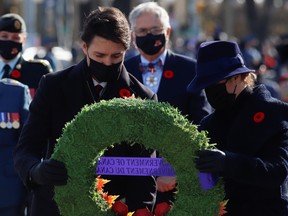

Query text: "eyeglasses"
[134, 27, 165, 37]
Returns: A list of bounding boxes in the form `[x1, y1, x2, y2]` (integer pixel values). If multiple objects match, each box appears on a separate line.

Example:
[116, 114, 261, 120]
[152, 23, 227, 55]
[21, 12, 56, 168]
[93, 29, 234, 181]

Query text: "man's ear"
[82, 42, 87, 56]
[131, 31, 137, 48]
[165, 27, 171, 41]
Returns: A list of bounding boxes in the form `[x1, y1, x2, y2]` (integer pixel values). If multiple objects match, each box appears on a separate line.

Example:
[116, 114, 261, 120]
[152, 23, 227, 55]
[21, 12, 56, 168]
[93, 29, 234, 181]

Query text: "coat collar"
[62, 59, 133, 115]
[62, 59, 92, 118]
[129, 49, 175, 81]
[101, 64, 134, 99]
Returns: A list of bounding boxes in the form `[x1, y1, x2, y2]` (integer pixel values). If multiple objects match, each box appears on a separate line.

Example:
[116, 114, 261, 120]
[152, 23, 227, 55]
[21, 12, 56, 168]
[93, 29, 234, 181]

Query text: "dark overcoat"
[4, 56, 52, 97]
[200, 85, 288, 216]
[13, 59, 157, 216]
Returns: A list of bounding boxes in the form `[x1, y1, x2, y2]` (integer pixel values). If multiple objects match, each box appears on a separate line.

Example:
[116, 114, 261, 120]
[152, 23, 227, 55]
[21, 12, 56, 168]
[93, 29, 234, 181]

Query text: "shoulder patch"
[26, 58, 53, 73]
[28, 59, 50, 67]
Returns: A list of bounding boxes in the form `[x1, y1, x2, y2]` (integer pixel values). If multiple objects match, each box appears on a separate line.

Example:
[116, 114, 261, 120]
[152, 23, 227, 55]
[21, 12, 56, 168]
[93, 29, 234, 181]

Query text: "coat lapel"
[128, 55, 143, 83]
[62, 59, 93, 118]
[101, 65, 133, 100]
[6, 57, 23, 81]
[157, 50, 175, 98]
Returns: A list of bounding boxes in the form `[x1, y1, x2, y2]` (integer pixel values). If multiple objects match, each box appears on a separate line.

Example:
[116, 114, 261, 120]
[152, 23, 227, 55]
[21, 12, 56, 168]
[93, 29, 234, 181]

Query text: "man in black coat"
[13, 7, 157, 216]
[190, 40, 288, 216]
[0, 13, 52, 98]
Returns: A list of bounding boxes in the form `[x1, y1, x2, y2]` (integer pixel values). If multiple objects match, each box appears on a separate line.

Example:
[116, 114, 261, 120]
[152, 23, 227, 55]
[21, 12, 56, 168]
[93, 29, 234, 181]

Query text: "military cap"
[0, 13, 26, 33]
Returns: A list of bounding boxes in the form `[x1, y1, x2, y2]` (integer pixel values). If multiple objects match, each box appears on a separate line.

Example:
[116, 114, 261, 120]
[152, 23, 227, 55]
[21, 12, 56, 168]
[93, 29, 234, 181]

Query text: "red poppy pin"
[163, 70, 174, 79]
[11, 69, 21, 79]
[119, 88, 131, 98]
[253, 112, 265, 123]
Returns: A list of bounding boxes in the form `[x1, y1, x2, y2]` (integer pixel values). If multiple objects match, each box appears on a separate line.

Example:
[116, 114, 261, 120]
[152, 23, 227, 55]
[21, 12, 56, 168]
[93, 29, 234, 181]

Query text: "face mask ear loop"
[85, 43, 91, 60]
[86, 48, 90, 58]
[233, 84, 237, 94]
[232, 76, 239, 94]
[225, 77, 238, 95]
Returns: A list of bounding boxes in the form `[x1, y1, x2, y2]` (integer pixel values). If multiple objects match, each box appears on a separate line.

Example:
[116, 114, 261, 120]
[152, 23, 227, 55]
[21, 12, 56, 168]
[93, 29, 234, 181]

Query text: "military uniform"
[0, 78, 31, 215]
[2, 57, 52, 98]
[0, 13, 52, 98]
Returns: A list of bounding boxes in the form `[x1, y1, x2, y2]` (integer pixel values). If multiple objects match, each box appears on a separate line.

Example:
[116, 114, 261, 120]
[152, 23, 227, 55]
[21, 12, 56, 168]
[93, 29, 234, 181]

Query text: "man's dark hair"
[81, 7, 130, 50]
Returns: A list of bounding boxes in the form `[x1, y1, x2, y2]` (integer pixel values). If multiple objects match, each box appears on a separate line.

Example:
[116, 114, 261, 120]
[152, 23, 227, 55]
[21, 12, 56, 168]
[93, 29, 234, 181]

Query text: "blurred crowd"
[23, 31, 288, 103]
[171, 32, 288, 103]
[2, 1, 288, 215]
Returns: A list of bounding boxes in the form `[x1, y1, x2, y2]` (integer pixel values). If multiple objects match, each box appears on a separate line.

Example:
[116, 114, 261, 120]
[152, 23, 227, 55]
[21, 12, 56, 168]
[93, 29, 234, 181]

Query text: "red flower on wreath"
[96, 176, 110, 193]
[154, 202, 172, 216]
[253, 112, 265, 123]
[95, 176, 118, 207]
[219, 200, 228, 216]
[163, 70, 174, 79]
[134, 208, 153, 216]
[112, 201, 128, 216]
[119, 88, 131, 98]
[11, 69, 21, 79]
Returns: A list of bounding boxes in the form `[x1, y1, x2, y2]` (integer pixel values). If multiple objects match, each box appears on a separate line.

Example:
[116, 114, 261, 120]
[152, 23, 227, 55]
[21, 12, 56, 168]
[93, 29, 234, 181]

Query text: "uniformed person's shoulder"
[39, 63, 79, 91]
[22, 58, 53, 73]
[27, 58, 50, 66]
[0, 78, 28, 88]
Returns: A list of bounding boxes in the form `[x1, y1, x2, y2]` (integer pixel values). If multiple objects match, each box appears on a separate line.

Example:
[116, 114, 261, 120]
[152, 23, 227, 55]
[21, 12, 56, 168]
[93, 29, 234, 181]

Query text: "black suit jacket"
[13, 59, 157, 216]
[124, 50, 211, 124]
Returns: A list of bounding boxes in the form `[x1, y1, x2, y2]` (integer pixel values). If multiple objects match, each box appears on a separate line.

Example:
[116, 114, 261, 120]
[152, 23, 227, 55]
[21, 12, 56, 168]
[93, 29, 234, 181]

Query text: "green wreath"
[51, 98, 224, 215]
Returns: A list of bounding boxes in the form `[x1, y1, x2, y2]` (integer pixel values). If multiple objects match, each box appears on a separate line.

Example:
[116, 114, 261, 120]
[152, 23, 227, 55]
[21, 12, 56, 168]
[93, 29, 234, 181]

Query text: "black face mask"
[88, 57, 122, 82]
[205, 82, 236, 111]
[136, 33, 166, 55]
[0, 40, 22, 60]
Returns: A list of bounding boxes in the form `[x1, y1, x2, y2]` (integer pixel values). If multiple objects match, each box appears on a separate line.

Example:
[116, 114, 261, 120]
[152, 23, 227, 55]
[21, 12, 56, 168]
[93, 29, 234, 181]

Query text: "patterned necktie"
[139, 59, 162, 73]
[95, 84, 103, 101]
[2, 64, 11, 78]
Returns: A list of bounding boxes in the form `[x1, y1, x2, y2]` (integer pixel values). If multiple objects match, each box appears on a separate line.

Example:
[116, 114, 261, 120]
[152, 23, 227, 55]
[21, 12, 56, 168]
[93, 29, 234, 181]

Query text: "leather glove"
[194, 149, 226, 173]
[29, 159, 68, 185]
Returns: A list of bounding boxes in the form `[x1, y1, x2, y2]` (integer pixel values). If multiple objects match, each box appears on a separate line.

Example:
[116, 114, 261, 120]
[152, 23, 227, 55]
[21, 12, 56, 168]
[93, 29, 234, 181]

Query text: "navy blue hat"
[188, 40, 254, 92]
[0, 13, 26, 33]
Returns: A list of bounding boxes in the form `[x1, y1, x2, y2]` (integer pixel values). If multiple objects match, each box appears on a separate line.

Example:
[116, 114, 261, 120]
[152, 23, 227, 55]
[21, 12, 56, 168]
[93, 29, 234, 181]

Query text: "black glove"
[29, 159, 68, 186]
[194, 149, 226, 173]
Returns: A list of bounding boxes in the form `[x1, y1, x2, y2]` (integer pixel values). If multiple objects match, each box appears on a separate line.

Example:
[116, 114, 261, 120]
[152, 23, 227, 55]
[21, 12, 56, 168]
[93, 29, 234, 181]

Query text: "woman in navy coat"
[189, 41, 288, 216]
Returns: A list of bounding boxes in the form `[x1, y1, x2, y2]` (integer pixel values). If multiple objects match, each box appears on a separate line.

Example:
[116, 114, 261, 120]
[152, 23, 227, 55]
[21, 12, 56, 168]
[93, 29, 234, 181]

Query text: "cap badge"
[14, 20, 21, 30]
